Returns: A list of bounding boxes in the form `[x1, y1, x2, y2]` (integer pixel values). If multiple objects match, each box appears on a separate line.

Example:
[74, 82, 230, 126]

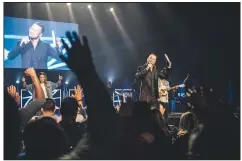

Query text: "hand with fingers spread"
[60, 31, 95, 75]
[22, 76, 26, 83]
[76, 85, 83, 93]
[7, 85, 17, 98]
[59, 31, 117, 159]
[7, 85, 21, 105]
[57, 75, 63, 86]
[72, 85, 83, 107]
[72, 85, 83, 101]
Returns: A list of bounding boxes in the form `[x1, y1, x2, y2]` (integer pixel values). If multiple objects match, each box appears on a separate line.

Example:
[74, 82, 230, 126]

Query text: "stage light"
[65, 81, 69, 85]
[88, 5, 91, 9]
[16, 80, 20, 84]
[110, 8, 114, 12]
[108, 77, 113, 84]
[67, 3, 71, 6]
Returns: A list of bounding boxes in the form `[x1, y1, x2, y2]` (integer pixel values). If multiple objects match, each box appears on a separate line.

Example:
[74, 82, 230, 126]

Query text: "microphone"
[20, 37, 30, 47]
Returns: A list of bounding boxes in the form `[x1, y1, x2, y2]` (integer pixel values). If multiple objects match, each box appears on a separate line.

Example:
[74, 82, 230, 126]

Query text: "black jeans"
[149, 100, 171, 136]
[160, 102, 170, 130]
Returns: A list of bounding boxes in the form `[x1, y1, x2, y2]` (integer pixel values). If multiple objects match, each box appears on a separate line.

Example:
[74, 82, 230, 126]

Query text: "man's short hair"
[22, 117, 67, 159]
[149, 53, 157, 58]
[60, 97, 78, 118]
[147, 53, 157, 62]
[34, 22, 45, 33]
[42, 98, 56, 112]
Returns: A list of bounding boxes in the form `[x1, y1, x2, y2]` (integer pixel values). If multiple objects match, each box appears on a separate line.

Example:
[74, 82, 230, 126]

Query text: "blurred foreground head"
[4, 90, 21, 159]
[23, 117, 68, 159]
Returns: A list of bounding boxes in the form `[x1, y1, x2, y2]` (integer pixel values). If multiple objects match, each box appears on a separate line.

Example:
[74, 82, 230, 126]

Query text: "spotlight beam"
[89, 6, 113, 53]
[67, 3, 77, 23]
[111, 11, 135, 53]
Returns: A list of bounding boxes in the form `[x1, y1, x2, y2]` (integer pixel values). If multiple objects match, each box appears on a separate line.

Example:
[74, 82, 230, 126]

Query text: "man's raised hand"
[60, 31, 95, 75]
[25, 67, 37, 78]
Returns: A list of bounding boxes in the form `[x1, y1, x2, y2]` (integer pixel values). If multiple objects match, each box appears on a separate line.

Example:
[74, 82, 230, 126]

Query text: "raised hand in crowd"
[7, 85, 20, 105]
[60, 31, 95, 77]
[25, 67, 37, 77]
[58, 75, 63, 81]
[60, 31, 117, 159]
[21, 76, 26, 83]
[72, 85, 83, 107]
[57, 75, 63, 85]
[23, 67, 45, 100]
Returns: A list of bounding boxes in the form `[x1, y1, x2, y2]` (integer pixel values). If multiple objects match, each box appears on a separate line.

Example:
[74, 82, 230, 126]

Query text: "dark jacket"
[135, 64, 172, 103]
[8, 40, 62, 69]
[135, 64, 159, 103]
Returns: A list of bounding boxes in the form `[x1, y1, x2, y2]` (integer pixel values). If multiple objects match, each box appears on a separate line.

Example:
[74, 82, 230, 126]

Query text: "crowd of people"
[4, 31, 240, 160]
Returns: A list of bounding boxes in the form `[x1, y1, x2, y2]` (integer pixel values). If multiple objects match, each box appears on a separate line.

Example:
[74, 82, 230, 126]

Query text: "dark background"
[4, 2, 240, 106]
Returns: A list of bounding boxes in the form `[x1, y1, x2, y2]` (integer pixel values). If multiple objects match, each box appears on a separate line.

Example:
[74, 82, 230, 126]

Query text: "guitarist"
[158, 58, 188, 133]
[157, 54, 173, 132]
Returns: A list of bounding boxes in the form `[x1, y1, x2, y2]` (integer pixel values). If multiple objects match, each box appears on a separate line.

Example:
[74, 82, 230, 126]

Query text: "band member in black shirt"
[135, 53, 172, 135]
[135, 53, 159, 108]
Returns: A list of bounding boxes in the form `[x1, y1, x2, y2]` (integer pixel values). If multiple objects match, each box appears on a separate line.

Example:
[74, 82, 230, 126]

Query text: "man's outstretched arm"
[24, 67, 45, 100]
[60, 32, 117, 159]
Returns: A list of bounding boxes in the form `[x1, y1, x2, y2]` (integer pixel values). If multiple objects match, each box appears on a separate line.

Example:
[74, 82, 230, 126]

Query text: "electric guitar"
[158, 73, 190, 97]
[159, 84, 185, 97]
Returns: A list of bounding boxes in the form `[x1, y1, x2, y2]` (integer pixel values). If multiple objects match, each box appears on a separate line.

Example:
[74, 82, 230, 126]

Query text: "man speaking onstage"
[135, 53, 172, 135]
